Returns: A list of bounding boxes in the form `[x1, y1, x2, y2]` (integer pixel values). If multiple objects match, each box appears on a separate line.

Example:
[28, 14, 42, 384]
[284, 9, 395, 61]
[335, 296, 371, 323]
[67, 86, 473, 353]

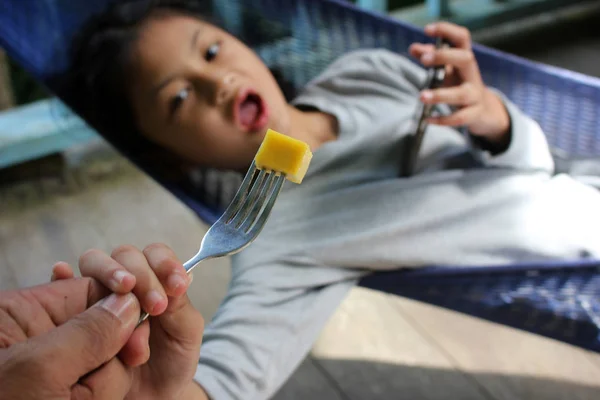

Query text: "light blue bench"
[0, 99, 97, 169]
[360, 0, 593, 29]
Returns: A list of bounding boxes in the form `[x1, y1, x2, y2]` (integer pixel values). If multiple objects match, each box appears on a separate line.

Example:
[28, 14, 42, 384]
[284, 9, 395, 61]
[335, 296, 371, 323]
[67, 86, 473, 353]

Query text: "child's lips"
[233, 87, 270, 133]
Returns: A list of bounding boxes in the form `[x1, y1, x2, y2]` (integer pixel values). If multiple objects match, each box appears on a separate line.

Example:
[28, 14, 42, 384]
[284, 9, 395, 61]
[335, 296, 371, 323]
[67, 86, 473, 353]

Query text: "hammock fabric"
[1, 0, 600, 352]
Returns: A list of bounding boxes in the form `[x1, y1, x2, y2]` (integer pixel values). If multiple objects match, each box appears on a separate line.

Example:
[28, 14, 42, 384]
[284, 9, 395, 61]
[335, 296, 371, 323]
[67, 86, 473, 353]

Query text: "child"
[53, 0, 600, 399]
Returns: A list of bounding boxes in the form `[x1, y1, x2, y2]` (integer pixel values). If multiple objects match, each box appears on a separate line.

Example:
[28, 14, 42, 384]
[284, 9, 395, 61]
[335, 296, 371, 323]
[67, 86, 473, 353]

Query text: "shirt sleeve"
[471, 89, 555, 174]
[193, 262, 357, 400]
[292, 48, 427, 108]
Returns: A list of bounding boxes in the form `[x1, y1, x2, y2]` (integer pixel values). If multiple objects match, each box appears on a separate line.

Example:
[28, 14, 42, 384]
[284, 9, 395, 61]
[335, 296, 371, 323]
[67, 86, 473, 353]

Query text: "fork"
[137, 161, 286, 325]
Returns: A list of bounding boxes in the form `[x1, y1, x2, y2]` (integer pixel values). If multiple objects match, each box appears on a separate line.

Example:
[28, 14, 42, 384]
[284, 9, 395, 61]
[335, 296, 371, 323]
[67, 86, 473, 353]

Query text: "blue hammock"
[2, 0, 600, 353]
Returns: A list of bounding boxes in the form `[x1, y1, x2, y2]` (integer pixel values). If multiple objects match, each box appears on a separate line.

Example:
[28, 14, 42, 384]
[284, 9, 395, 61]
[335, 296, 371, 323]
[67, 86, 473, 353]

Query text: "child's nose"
[193, 70, 237, 106]
[216, 73, 236, 106]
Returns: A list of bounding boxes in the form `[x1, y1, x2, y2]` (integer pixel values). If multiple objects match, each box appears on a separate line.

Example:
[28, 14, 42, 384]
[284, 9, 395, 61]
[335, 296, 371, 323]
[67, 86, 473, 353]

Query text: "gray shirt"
[193, 49, 600, 400]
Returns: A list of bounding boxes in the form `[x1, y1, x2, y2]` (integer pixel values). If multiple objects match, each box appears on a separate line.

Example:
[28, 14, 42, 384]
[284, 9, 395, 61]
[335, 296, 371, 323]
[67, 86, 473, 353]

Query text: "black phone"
[401, 37, 451, 177]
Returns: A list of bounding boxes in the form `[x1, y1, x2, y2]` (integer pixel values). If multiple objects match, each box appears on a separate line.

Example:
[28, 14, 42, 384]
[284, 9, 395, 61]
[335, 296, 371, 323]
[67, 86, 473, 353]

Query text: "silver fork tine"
[247, 175, 285, 237]
[222, 162, 259, 222]
[239, 172, 278, 232]
[231, 169, 269, 227]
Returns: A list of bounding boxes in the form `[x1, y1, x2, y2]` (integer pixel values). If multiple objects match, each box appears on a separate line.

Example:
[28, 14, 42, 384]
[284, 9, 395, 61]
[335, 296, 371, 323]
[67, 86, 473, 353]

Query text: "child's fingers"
[110, 245, 168, 317]
[427, 105, 480, 127]
[421, 83, 479, 106]
[118, 319, 151, 367]
[142, 244, 202, 348]
[51, 262, 75, 281]
[142, 243, 191, 298]
[425, 21, 472, 50]
[409, 43, 436, 59]
[79, 249, 137, 293]
[420, 48, 481, 84]
[419, 48, 478, 78]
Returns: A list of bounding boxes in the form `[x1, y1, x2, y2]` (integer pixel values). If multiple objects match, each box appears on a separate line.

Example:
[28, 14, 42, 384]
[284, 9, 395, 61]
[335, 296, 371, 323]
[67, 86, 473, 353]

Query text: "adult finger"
[111, 245, 168, 316]
[118, 319, 151, 367]
[421, 83, 480, 106]
[143, 244, 203, 346]
[0, 278, 110, 340]
[425, 21, 472, 50]
[40, 292, 140, 384]
[51, 262, 75, 282]
[73, 357, 133, 400]
[79, 249, 137, 294]
[427, 105, 480, 127]
[142, 243, 191, 298]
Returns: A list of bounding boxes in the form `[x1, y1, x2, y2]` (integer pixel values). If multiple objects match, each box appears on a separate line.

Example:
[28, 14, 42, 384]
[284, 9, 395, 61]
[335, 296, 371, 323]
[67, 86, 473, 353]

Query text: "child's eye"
[205, 42, 220, 61]
[169, 87, 190, 115]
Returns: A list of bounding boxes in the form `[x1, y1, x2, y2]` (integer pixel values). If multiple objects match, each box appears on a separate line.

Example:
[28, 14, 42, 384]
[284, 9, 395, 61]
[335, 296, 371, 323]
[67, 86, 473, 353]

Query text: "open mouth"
[234, 88, 270, 132]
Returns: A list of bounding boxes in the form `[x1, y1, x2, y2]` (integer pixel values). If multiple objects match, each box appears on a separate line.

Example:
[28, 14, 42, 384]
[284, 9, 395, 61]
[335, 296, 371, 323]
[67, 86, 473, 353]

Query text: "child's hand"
[52, 244, 205, 400]
[409, 22, 511, 148]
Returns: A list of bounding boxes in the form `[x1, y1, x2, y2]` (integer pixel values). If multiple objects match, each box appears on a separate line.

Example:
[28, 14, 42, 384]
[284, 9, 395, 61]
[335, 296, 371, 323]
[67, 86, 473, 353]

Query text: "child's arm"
[410, 22, 554, 174]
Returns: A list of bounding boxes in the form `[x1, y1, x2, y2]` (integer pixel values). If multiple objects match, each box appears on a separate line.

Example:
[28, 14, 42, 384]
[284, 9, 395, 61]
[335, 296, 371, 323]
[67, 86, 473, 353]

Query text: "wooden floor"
[1, 142, 599, 400]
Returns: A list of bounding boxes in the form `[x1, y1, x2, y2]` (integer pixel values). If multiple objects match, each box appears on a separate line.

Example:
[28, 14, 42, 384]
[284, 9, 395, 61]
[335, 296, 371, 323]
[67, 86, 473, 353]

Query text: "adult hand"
[0, 278, 140, 399]
[52, 243, 206, 400]
[409, 21, 511, 147]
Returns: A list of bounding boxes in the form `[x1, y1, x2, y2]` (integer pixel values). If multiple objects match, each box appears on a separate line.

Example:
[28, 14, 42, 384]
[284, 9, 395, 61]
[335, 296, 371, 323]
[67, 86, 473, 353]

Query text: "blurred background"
[1, 1, 600, 399]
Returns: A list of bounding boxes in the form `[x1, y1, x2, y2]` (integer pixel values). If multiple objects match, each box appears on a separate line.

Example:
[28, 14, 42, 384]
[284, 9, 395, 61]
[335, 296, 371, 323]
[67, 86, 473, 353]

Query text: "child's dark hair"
[59, 0, 296, 180]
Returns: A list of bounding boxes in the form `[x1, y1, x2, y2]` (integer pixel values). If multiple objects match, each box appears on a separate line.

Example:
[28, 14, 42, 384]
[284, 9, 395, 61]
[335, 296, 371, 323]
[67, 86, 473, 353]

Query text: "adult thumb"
[40, 292, 141, 383]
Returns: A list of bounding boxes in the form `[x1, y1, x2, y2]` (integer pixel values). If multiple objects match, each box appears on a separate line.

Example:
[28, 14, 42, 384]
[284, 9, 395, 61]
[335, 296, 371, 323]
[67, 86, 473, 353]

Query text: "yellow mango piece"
[254, 129, 313, 184]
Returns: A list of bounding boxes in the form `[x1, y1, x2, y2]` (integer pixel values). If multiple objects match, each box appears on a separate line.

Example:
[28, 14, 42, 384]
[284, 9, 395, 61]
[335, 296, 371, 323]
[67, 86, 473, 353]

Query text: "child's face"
[127, 13, 291, 170]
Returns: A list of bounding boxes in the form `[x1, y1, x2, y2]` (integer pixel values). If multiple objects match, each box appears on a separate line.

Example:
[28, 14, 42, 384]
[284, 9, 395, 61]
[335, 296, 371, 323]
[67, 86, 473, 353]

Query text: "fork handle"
[136, 251, 207, 326]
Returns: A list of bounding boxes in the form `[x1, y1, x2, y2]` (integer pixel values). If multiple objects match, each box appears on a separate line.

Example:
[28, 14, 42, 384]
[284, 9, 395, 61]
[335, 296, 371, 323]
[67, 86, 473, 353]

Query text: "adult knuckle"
[143, 242, 168, 254]
[0, 292, 31, 347]
[144, 243, 179, 268]
[0, 292, 20, 314]
[0, 333, 13, 348]
[157, 257, 181, 275]
[0, 310, 22, 349]
[79, 248, 104, 266]
[111, 244, 138, 259]
[0, 289, 16, 306]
